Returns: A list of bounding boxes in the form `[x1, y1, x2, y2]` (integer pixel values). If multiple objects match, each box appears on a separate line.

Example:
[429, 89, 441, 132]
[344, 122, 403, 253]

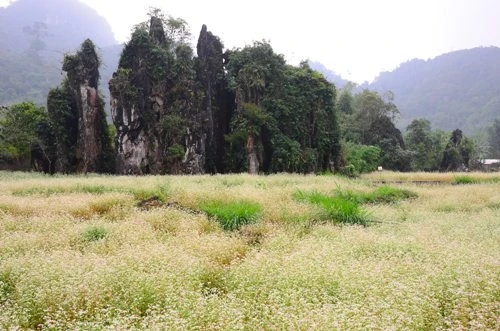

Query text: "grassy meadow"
[0, 171, 499, 330]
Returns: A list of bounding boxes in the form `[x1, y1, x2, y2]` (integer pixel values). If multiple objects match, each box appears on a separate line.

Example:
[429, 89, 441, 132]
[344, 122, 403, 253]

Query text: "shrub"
[344, 143, 382, 174]
[80, 226, 108, 242]
[199, 200, 262, 231]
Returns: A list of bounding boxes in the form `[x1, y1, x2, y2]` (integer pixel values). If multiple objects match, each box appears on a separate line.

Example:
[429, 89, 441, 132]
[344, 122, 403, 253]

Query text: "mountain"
[308, 61, 349, 89]
[366, 47, 500, 134]
[0, 0, 116, 55]
[0, 0, 121, 107]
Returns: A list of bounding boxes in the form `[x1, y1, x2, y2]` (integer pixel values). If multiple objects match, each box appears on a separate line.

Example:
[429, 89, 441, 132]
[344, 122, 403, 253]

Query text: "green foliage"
[47, 39, 113, 174]
[226, 52, 341, 174]
[166, 144, 185, 161]
[63, 39, 100, 88]
[47, 84, 78, 165]
[343, 143, 381, 175]
[405, 119, 448, 171]
[337, 89, 353, 114]
[341, 89, 409, 171]
[161, 114, 187, 145]
[269, 134, 301, 172]
[0, 102, 49, 165]
[199, 200, 262, 231]
[440, 129, 478, 171]
[80, 226, 108, 242]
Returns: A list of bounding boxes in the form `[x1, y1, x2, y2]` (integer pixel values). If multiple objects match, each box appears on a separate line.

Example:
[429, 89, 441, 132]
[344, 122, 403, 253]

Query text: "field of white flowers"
[0, 171, 498, 329]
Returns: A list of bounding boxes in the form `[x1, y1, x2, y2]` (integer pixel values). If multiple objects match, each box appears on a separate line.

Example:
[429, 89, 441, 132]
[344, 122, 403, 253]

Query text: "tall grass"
[339, 185, 418, 204]
[199, 200, 262, 231]
[451, 175, 479, 185]
[294, 191, 370, 226]
[0, 171, 498, 329]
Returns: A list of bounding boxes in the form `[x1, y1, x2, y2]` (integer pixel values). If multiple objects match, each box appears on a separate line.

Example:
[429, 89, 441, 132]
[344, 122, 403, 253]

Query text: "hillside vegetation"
[367, 47, 500, 134]
[0, 172, 498, 329]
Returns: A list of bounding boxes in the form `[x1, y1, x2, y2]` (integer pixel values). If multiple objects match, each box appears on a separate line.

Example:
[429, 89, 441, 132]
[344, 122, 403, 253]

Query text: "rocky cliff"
[109, 16, 208, 174]
[47, 39, 112, 173]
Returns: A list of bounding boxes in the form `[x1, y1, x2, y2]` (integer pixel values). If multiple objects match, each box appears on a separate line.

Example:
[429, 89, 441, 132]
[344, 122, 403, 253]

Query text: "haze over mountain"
[1, 0, 499, 136]
[0, 0, 116, 54]
[313, 47, 500, 135]
[366, 47, 500, 134]
[0, 0, 120, 107]
[308, 61, 348, 90]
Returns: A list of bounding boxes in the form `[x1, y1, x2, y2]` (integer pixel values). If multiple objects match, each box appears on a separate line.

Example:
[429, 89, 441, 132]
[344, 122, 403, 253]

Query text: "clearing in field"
[0, 171, 498, 329]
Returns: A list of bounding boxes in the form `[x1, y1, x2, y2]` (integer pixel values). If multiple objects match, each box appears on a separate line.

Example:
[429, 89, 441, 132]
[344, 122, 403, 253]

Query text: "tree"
[337, 89, 353, 114]
[405, 119, 446, 171]
[47, 82, 78, 172]
[270, 63, 341, 173]
[0, 102, 52, 170]
[226, 41, 286, 174]
[440, 129, 477, 171]
[487, 119, 500, 158]
[342, 143, 381, 176]
[351, 90, 409, 171]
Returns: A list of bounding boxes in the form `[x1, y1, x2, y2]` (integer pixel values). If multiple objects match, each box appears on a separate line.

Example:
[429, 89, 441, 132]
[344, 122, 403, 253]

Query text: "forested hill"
[0, 0, 120, 106]
[0, 0, 116, 53]
[366, 47, 500, 134]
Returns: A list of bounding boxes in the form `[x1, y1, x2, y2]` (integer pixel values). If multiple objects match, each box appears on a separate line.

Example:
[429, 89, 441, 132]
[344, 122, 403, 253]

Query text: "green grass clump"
[199, 200, 262, 231]
[12, 186, 67, 196]
[80, 226, 109, 242]
[452, 175, 479, 185]
[335, 185, 417, 204]
[294, 191, 370, 226]
[359, 186, 417, 203]
[131, 184, 170, 203]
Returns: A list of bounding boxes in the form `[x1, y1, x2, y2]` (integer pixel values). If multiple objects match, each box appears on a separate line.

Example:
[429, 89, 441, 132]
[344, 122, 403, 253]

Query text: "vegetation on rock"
[0, 7, 497, 175]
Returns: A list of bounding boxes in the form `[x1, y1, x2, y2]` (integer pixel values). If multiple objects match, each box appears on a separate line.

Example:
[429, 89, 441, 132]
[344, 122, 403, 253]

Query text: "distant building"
[479, 159, 500, 172]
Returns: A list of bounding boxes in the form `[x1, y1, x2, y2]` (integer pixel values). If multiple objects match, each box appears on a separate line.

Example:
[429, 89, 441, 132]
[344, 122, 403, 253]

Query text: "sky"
[2, 0, 499, 83]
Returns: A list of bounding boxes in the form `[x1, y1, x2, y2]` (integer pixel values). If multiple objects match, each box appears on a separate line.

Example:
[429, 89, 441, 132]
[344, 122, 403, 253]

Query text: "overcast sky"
[2, 0, 499, 83]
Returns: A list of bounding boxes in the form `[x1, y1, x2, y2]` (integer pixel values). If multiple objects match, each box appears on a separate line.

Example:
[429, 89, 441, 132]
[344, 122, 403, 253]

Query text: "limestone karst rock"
[109, 18, 166, 174]
[109, 15, 208, 175]
[48, 38, 112, 173]
[196, 24, 231, 173]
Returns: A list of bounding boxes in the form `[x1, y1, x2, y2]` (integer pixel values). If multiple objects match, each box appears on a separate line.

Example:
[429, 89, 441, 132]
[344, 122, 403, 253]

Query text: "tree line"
[0, 10, 498, 175]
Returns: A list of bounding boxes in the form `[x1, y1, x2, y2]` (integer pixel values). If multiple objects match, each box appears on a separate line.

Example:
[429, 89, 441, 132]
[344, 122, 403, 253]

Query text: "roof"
[481, 159, 500, 165]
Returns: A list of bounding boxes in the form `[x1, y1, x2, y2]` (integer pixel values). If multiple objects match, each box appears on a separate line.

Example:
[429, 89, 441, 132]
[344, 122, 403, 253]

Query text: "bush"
[81, 226, 108, 242]
[344, 143, 382, 174]
[199, 200, 262, 231]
